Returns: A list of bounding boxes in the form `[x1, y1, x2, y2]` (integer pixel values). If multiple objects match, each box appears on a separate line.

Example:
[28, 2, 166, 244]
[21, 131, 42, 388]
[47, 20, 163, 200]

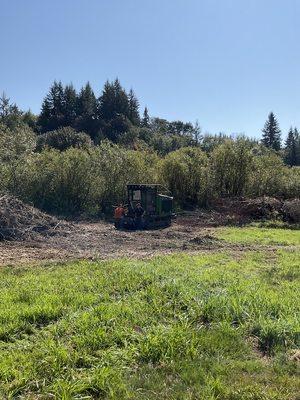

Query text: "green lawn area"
[0, 229, 299, 399]
[216, 226, 300, 246]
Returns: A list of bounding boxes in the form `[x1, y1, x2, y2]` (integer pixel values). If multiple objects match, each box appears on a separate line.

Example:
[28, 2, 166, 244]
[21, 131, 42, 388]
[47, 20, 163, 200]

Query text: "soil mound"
[0, 194, 71, 241]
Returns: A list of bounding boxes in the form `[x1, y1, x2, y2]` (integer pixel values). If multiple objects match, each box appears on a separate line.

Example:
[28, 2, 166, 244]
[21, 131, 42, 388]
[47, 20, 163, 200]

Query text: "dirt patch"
[0, 197, 298, 266]
[0, 209, 229, 266]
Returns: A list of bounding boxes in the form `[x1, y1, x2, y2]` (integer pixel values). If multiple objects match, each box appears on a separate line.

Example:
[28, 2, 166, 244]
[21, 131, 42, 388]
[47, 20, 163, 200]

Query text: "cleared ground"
[1, 211, 299, 266]
[0, 222, 299, 399]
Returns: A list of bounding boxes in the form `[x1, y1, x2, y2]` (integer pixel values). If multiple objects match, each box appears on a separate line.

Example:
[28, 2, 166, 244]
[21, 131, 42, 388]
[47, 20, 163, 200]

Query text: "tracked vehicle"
[120, 184, 173, 230]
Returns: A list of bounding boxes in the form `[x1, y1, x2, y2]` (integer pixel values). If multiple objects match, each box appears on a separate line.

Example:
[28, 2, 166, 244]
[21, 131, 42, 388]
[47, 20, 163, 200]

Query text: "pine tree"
[22, 110, 37, 130]
[284, 127, 297, 166]
[261, 112, 281, 151]
[38, 81, 65, 132]
[0, 92, 10, 118]
[128, 88, 140, 125]
[294, 127, 300, 166]
[98, 80, 117, 121]
[75, 82, 98, 138]
[63, 84, 77, 127]
[142, 107, 150, 127]
[113, 78, 129, 118]
[0, 92, 23, 129]
[99, 79, 131, 121]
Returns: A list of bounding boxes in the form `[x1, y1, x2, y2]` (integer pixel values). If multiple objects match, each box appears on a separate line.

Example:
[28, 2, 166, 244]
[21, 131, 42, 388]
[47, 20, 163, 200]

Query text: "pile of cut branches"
[0, 194, 71, 241]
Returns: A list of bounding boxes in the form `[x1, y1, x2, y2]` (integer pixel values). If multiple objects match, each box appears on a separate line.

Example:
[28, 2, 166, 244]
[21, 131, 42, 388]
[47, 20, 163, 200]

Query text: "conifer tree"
[38, 81, 65, 132]
[0, 92, 23, 129]
[98, 80, 117, 121]
[294, 127, 300, 166]
[284, 127, 297, 166]
[142, 107, 150, 127]
[113, 78, 130, 118]
[99, 79, 129, 120]
[128, 88, 140, 125]
[261, 112, 281, 151]
[75, 82, 98, 138]
[63, 84, 77, 127]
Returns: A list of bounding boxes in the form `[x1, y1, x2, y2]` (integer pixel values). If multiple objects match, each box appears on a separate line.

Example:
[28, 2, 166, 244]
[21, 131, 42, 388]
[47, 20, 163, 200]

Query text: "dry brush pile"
[0, 194, 71, 241]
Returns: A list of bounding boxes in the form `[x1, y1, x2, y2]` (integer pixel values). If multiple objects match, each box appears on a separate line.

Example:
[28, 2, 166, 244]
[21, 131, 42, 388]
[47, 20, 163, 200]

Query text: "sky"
[0, 0, 299, 138]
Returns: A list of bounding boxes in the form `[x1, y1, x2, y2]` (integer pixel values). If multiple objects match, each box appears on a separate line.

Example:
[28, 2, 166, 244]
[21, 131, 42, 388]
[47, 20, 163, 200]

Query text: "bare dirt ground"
[0, 210, 245, 266]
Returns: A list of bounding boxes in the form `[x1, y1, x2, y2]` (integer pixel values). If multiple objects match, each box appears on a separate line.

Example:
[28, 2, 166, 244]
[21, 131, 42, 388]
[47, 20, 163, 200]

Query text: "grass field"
[0, 226, 299, 399]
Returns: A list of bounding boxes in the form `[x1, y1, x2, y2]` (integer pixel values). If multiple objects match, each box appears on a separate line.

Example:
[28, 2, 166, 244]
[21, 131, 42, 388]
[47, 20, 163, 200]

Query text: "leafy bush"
[36, 126, 92, 151]
[0, 123, 36, 194]
[0, 123, 36, 163]
[6, 142, 160, 215]
[161, 147, 209, 207]
[247, 152, 287, 197]
[210, 139, 253, 197]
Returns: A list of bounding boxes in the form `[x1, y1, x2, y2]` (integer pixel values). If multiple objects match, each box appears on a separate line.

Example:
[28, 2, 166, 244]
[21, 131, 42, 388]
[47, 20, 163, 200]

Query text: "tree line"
[0, 79, 299, 216]
[1, 79, 300, 165]
[0, 125, 299, 216]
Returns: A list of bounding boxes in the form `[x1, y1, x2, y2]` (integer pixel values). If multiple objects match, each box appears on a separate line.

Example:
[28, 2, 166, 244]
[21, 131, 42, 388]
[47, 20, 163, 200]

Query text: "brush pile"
[0, 194, 71, 241]
[282, 199, 300, 222]
[239, 197, 282, 219]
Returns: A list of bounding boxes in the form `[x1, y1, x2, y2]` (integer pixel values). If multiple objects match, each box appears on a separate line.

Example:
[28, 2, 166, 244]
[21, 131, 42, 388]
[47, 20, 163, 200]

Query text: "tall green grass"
[0, 248, 299, 398]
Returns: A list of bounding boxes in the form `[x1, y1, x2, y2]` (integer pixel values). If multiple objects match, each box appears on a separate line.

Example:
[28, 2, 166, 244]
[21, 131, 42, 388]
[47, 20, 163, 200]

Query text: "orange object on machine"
[114, 206, 124, 219]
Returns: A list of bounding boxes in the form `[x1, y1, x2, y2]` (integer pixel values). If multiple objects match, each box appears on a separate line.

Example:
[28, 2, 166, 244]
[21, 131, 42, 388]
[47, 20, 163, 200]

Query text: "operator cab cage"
[127, 184, 173, 216]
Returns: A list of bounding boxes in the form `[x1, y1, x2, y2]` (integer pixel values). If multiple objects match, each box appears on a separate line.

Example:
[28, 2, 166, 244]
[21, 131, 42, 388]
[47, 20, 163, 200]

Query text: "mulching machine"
[121, 184, 173, 230]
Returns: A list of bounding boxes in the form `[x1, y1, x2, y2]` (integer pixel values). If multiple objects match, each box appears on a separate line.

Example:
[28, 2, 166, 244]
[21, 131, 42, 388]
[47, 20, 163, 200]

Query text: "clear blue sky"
[1, 0, 299, 138]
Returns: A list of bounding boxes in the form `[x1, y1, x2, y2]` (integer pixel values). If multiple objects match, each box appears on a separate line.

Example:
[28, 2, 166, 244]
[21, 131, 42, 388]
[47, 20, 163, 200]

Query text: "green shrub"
[36, 126, 92, 151]
[161, 147, 209, 207]
[6, 142, 160, 215]
[210, 139, 253, 197]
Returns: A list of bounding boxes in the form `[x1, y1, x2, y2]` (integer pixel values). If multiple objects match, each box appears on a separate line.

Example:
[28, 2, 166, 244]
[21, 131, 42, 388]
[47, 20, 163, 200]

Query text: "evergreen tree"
[98, 80, 117, 121]
[38, 81, 65, 132]
[0, 92, 23, 129]
[0, 92, 10, 118]
[75, 82, 98, 139]
[62, 84, 77, 126]
[261, 112, 281, 151]
[113, 78, 130, 118]
[142, 107, 150, 127]
[284, 127, 297, 166]
[97, 79, 132, 141]
[22, 110, 37, 131]
[128, 88, 140, 125]
[98, 79, 130, 121]
[294, 127, 300, 166]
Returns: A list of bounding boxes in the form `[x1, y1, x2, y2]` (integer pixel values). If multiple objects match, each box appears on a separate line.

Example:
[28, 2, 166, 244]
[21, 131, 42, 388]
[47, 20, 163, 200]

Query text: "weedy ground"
[0, 226, 299, 399]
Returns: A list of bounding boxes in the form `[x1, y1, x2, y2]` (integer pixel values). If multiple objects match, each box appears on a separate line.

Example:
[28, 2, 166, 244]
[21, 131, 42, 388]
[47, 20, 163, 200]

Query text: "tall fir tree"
[75, 82, 98, 138]
[38, 81, 65, 132]
[113, 78, 130, 118]
[128, 88, 140, 125]
[63, 84, 77, 127]
[141, 106, 150, 127]
[99, 79, 131, 121]
[294, 127, 300, 166]
[284, 127, 297, 166]
[98, 80, 117, 121]
[261, 112, 281, 151]
[0, 92, 23, 129]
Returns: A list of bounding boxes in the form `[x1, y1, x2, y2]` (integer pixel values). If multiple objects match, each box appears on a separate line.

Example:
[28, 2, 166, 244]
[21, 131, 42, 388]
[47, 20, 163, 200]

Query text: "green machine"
[123, 184, 173, 229]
